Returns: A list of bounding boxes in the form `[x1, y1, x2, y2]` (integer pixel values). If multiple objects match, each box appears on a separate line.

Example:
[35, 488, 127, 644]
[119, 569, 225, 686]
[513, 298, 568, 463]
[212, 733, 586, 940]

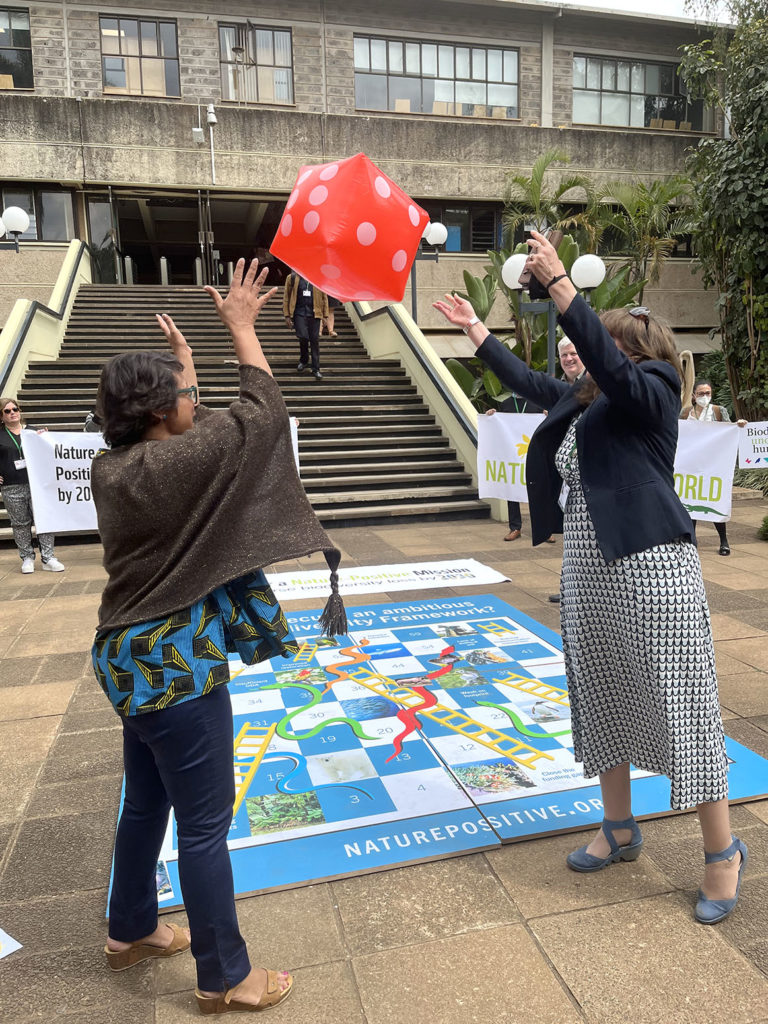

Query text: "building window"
[219, 24, 293, 104]
[100, 16, 180, 97]
[421, 201, 503, 252]
[572, 54, 713, 132]
[1, 187, 76, 241]
[354, 35, 518, 118]
[0, 7, 32, 89]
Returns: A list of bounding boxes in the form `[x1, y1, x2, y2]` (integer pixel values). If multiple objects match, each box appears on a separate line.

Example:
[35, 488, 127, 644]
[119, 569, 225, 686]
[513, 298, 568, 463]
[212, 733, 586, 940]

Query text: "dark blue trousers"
[108, 686, 251, 991]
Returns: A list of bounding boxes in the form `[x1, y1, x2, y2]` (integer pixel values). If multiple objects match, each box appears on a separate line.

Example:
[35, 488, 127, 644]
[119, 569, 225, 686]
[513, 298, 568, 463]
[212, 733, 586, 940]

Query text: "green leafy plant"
[759, 514, 768, 541]
[680, 0, 768, 419]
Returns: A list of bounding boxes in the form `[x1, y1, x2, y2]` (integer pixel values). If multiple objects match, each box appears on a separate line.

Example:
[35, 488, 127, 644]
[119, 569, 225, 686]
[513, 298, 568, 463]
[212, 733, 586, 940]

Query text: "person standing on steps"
[681, 378, 748, 556]
[0, 397, 65, 574]
[434, 229, 748, 927]
[282, 270, 330, 380]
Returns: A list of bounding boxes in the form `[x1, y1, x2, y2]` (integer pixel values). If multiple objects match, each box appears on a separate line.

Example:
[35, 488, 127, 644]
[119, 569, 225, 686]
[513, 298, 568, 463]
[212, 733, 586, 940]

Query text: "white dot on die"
[374, 176, 391, 199]
[357, 222, 377, 246]
[392, 249, 407, 272]
[321, 264, 341, 279]
[408, 205, 420, 227]
[304, 211, 320, 233]
[309, 185, 328, 206]
[281, 215, 293, 236]
[286, 190, 299, 210]
[319, 164, 339, 180]
[297, 169, 313, 185]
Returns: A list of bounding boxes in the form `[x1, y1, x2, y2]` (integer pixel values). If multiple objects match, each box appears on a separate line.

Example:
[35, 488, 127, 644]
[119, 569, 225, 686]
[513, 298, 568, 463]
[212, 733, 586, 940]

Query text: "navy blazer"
[476, 294, 694, 562]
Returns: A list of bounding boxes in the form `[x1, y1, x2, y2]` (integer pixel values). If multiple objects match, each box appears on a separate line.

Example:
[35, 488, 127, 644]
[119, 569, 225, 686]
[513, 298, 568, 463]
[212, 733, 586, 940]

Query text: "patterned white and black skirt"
[555, 416, 728, 810]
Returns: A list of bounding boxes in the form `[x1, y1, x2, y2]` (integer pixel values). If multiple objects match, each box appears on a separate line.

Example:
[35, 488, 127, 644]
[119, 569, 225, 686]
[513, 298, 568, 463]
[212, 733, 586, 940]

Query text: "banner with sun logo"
[477, 412, 545, 501]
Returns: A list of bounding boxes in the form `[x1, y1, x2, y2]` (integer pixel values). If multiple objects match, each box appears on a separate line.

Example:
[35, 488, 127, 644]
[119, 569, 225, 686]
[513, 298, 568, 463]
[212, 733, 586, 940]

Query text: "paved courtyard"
[1, 497, 768, 1024]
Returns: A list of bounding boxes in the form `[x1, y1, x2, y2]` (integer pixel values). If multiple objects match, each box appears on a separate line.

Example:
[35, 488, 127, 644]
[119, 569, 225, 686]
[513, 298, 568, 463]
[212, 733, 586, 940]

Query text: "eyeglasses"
[2, 406, 19, 414]
[628, 306, 650, 328]
[176, 386, 198, 404]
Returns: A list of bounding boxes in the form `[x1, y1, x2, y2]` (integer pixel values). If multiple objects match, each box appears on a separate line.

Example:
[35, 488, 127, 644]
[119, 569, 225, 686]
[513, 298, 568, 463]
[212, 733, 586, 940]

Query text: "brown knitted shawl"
[92, 365, 339, 631]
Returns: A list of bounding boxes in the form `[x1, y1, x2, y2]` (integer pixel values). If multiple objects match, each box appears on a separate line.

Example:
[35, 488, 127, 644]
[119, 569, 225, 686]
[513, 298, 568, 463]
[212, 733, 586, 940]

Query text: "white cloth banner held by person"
[23, 431, 103, 533]
[477, 412, 545, 501]
[738, 421, 768, 468]
[673, 421, 740, 522]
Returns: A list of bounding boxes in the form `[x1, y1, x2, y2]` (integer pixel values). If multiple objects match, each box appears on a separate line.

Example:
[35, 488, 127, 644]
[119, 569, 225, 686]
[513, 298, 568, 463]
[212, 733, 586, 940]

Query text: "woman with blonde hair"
[434, 229, 746, 925]
[0, 396, 64, 573]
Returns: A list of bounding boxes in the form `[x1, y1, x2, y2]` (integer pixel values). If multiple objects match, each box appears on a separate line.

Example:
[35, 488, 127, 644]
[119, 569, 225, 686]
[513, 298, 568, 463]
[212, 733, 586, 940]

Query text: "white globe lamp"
[425, 221, 447, 247]
[571, 253, 606, 291]
[501, 252, 528, 290]
[2, 206, 31, 236]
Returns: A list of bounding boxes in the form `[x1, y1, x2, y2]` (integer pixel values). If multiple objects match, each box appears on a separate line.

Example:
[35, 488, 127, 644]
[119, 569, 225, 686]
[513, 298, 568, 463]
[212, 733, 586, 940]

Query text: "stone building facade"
[0, 0, 719, 331]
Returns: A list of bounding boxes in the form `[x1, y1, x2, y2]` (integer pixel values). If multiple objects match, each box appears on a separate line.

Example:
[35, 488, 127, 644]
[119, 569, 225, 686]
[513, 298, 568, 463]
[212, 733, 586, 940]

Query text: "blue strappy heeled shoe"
[694, 836, 748, 924]
[566, 816, 643, 873]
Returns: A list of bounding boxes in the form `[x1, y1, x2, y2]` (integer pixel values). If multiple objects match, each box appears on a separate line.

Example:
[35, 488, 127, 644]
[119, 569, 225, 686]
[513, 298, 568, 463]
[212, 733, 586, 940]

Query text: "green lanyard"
[4, 427, 22, 458]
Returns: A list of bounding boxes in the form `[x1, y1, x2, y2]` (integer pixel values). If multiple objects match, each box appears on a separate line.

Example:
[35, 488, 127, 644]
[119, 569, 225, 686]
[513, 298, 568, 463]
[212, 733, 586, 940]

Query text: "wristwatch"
[462, 316, 481, 334]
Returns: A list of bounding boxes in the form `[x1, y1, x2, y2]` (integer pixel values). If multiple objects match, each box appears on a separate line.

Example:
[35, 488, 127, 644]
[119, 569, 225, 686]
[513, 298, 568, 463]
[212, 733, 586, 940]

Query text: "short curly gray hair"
[96, 351, 183, 447]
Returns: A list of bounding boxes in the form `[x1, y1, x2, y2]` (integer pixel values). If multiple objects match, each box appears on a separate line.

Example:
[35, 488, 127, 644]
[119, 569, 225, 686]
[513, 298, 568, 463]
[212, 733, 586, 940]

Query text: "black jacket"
[476, 294, 694, 562]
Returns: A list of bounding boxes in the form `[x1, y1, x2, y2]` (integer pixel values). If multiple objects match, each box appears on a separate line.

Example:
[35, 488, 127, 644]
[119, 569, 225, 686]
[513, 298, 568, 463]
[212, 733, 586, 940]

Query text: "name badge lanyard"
[4, 426, 23, 460]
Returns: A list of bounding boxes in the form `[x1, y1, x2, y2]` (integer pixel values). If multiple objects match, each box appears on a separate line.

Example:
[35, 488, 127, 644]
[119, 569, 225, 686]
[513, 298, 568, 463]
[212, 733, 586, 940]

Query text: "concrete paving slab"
[25, 773, 122, 821]
[34, 650, 93, 683]
[156, 884, 345, 995]
[719, 670, 768, 718]
[0, 810, 116, 902]
[39, 726, 123, 784]
[353, 925, 583, 1024]
[0, 654, 41, 688]
[0, 946, 154, 1023]
[486, 832, 672, 918]
[4, 628, 93, 658]
[0, 598, 45, 636]
[711, 612, 768, 641]
[531, 892, 768, 1024]
[0, 716, 60, 825]
[0, 680, 75, 722]
[0, 889, 108, 956]
[746, 799, 768, 825]
[726, 720, 768, 760]
[59, 705, 121, 733]
[0, 821, 13, 861]
[719, 637, 768, 672]
[331, 854, 519, 955]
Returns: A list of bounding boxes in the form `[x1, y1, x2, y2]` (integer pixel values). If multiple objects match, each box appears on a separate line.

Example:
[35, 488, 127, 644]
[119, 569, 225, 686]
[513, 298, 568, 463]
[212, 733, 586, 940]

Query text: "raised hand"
[204, 258, 277, 332]
[432, 292, 477, 328]
[155, 313, 188, 351]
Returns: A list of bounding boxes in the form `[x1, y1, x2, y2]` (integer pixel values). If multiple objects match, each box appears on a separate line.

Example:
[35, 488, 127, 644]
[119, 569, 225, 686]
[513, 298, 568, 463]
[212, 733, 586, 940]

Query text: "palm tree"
[599, 176, 693, 302]
[502, 149, 601, 249]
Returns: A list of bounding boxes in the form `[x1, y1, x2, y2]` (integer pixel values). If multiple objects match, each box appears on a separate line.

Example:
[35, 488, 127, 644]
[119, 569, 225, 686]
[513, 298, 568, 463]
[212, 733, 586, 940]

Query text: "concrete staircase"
[8, 284, 487, 530]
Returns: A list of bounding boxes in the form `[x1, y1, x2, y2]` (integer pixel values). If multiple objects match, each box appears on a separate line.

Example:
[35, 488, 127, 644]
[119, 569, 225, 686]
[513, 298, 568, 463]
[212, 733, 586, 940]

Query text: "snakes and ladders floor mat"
[110, 594, 768, 908]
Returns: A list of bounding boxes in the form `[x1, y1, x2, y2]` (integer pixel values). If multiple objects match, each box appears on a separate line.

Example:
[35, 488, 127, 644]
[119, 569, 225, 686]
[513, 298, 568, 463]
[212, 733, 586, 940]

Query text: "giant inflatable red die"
[270, 152, 429, 303]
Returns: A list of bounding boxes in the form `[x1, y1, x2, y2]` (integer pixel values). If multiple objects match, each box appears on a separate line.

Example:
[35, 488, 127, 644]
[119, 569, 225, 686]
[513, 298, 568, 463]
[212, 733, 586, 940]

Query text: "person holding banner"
[681, 378, 747, 556]
[91, 258, 345, 1013]
[0, 398, 65, 574]
[434, 230, 747, 926]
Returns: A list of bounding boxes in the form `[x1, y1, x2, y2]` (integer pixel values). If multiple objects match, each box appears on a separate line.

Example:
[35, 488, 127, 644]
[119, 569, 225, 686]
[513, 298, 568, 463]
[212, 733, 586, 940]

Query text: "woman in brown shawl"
[92, 259, 341, 1014]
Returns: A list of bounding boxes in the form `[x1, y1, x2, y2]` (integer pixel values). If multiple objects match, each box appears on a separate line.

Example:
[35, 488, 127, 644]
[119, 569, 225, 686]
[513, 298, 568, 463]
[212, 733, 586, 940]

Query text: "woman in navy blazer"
[434, 229, 746, 925]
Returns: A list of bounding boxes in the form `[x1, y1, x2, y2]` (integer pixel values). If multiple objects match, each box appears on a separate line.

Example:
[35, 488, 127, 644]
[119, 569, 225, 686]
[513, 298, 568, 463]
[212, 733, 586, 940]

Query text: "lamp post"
[0, 206, 32, 253]
[410, 220, 446, 323]
[501, 251, 607, 374]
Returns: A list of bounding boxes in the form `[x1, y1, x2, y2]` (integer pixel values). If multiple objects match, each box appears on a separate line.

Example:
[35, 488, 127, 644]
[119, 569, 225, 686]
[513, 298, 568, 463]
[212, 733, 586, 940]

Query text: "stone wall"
[0, 245, 69, 327]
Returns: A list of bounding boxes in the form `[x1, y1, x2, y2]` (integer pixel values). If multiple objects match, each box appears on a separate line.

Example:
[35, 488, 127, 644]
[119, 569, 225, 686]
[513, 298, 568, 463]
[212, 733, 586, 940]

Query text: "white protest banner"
[674, 420, 740, 522]
[23, 430, 102, 533]
[738, 421, 768, 468]
[267, 559, 509, 600]
[477, 412, 545, 501]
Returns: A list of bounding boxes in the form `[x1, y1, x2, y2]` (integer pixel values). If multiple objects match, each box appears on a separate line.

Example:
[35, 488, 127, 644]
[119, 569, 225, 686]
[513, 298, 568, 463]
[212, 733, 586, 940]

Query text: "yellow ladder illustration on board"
[233, 722, 277, 814]
[494, 671, 570, 708]
[343, 668, 554, 770]
[293, 642, 318, 664]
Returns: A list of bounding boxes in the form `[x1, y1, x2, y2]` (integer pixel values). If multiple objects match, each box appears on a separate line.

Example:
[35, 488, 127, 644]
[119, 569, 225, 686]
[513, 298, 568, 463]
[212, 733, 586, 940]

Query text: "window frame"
[0, 185, 77, 242]
[571, 52, 712, 133]
[218, 22, 294, 106]
[99, 14, 180, 99]
[353, 33, 520, 120]
[0, 5, 33, 91]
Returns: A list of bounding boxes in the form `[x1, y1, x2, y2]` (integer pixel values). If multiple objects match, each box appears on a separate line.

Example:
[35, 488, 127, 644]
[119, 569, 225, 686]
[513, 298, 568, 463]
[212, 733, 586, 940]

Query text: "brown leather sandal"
[104, 922, 190, 971]
[195, 970, 293, 1015]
